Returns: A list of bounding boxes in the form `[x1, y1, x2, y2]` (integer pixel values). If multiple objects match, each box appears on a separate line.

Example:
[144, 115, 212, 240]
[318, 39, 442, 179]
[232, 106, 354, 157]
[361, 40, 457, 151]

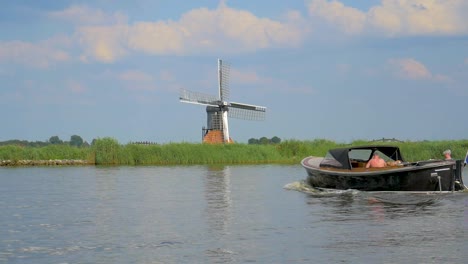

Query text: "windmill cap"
[443, 149, 451, 155]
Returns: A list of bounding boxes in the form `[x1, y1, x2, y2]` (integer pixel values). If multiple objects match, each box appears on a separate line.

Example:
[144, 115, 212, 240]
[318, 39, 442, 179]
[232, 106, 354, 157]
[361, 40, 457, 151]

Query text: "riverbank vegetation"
[1, 137, 467, 166]
[0, 135, 90, 148]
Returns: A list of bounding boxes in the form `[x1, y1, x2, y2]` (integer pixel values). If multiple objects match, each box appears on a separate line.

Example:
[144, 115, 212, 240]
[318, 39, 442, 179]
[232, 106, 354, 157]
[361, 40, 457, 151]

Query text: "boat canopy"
[319, 146, 405, 170]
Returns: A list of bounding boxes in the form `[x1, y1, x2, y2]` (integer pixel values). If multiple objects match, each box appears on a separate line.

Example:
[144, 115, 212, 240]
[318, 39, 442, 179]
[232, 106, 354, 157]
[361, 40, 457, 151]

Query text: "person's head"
[443, 149, 451, 157]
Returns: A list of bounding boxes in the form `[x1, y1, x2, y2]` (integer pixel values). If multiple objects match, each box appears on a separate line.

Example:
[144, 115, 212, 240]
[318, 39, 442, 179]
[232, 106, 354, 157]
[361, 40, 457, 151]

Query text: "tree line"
[1, 135, 281, 147]
[0, 135, 90, 147]
[248, 136, 281, 145]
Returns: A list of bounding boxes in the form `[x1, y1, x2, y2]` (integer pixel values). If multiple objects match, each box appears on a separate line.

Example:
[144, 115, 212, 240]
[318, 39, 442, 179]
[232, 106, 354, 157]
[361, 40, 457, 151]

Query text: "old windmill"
[179, 59, 266, 143]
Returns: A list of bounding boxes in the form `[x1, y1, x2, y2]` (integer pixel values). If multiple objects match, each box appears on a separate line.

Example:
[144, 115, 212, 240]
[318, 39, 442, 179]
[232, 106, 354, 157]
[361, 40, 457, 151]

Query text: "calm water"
[0, 165, 467, 264]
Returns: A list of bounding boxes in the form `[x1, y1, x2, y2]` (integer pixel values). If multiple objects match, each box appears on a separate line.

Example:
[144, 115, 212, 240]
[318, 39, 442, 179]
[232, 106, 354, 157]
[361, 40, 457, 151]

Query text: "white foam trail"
[284, 181, 359, 196]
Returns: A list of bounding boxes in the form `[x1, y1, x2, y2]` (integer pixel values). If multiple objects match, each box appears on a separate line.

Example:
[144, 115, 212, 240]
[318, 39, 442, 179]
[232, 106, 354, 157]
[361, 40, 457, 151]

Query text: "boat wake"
[284, 180, 466, 204]
[361, 191, 461, 205]
[284, 180, 359, 197]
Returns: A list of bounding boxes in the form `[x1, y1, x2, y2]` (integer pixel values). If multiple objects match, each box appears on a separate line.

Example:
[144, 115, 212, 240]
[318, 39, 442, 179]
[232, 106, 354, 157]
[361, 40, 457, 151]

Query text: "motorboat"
[301, 145, 466, 191]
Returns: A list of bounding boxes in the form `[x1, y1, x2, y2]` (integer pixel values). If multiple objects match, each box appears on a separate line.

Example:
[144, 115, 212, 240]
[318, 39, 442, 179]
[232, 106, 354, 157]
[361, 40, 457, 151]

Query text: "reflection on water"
[204, 165, 232, 234]
[202, 165, 235, 263]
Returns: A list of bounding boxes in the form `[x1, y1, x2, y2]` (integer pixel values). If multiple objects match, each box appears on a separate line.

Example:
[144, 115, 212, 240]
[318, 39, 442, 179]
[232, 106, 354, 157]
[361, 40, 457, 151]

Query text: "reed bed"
[1, 137, 467, 165]
[0, 144, 91, 162]
[100, 140, 287, 165]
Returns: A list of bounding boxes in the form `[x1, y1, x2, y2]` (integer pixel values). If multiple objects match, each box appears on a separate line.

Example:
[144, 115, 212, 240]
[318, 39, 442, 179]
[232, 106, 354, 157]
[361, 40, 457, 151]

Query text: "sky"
[1, 0, 467, 144]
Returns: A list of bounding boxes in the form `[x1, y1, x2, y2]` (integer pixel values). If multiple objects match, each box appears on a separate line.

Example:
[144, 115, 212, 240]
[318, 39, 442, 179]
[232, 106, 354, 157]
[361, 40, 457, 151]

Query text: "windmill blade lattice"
[228, 102, 266, 121]
[179, 89, 219, 106]
[218, 60, 230, 102]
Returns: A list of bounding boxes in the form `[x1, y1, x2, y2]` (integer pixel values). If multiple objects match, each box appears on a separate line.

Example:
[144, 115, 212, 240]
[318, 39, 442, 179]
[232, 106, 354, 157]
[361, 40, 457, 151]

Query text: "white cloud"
[77, 25, 129, 63]
[48, 5, 127, 26]
[75, 2, 304, 62]
[389, 58, 431, 80]
[308, 0, 365, 34]
[388, 58, 450, 81]
[307, 0, 468, 36]
[0, 39, 71, 68]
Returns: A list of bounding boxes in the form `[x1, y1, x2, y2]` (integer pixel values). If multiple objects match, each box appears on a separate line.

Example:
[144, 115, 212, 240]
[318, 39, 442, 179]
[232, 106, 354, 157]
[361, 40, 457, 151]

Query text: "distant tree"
[70, 135, 84, 147]
[29, 141, 48, 147]
[259, 137, 269, 144]
[91, 139, 97, 146]
[82, 141, 90, 147]
[271, 136, 281, 144]
[49, 136, 63, 144]
[248, 138, 259, 144]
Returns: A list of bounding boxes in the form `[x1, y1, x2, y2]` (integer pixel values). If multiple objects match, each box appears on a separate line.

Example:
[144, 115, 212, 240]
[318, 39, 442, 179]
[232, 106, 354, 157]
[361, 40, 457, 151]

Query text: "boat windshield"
[349, 149, 392, 162]
[319, 147, 396, 170]
[320, 151, 346, 169]
[348, 149, 372, 161]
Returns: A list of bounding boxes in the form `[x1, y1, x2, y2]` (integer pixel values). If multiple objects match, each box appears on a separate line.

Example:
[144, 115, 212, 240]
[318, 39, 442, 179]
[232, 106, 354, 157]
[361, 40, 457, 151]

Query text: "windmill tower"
[180, 59, 266, 143]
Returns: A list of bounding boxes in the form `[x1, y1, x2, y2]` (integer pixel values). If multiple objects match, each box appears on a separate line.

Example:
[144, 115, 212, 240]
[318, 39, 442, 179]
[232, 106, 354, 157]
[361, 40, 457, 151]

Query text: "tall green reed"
[1, 138, 468, 165]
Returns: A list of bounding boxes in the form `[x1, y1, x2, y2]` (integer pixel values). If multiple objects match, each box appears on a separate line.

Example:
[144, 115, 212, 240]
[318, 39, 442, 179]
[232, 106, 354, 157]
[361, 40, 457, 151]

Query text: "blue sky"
[1, 0, 467, 144]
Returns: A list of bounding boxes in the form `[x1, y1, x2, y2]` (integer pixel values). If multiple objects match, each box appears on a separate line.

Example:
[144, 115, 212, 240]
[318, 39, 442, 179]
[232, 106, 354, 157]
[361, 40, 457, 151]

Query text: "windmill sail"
[179, 59, 266, 143]
[228, 102, 266, 121]
[218, 60, 230, 101]
[179, 89, 219, 106]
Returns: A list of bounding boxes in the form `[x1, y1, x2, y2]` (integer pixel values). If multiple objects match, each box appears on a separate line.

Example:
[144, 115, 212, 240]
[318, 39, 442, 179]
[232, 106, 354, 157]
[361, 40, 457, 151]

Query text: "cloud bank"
[1, 1, 466, 66]
[75, 2, 304, 62]
[388, 58, 450, 82]
[307, 0, 468, 36]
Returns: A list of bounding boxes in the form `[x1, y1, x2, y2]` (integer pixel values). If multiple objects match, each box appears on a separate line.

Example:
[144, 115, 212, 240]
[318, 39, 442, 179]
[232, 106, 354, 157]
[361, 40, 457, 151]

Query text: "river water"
[0, 165, 467, 264]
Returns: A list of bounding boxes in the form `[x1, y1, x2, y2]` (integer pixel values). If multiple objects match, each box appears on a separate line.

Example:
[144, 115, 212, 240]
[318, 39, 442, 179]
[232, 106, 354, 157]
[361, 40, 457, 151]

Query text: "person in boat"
[443, 149, 453, 160]
[386, 160, 402, 166]
[366, 153, 387, 168]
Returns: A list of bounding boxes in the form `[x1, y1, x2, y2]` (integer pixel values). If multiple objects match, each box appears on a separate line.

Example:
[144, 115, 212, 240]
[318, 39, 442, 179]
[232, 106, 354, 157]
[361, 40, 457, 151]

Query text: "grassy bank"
[0, 137, 467, 165]
[0, 144, 92, 162]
